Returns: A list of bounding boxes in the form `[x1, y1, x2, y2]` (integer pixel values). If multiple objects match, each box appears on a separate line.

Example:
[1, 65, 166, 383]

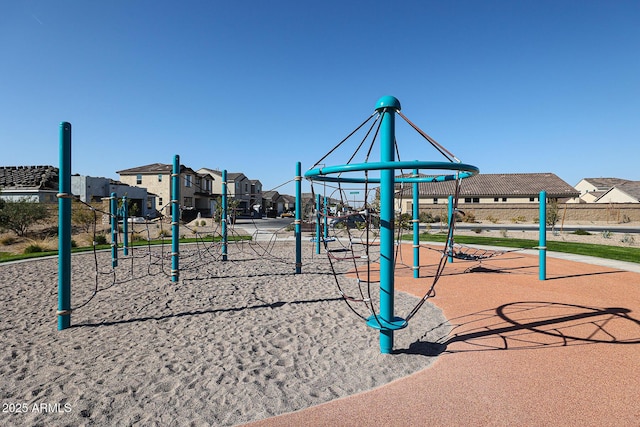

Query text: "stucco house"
[197, 168, 263, 216]
[573, 177, 631, 203]
[395, 172, 579, 213]
[593, 181, 640, 204]
[71, 175, 152, 217]
[117, 163, 214, 219]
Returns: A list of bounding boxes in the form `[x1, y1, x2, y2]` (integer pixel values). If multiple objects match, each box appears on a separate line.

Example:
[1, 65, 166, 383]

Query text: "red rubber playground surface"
[245, 245, 640, 426]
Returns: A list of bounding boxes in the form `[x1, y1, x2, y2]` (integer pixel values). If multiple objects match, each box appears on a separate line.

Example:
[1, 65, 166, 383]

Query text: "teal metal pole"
[171, 155, 180, 282]
[57, 122, 72, 330]
[122, 196, 129, 256]
[222, 169, 228, 261]
[295, 162, 302, 274]
[447, 195, 454, 263]
[315, 194, 321, 254]
[376, 96, 400, 354]
[412, 168, 420, 278]
[110, 192, 118, 268]
[323, 196, 328, 240]
[539, 191, 547, 280]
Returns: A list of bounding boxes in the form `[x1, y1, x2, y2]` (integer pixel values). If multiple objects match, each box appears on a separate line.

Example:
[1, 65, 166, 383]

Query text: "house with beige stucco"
[117, 163, 215, 220]
[573, 177, 631, 203]
[395, 172, 580, 214]
[197, 168, 263, 216]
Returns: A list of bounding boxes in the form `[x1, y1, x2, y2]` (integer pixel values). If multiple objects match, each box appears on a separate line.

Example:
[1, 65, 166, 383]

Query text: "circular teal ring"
[305, 160, 479, 184]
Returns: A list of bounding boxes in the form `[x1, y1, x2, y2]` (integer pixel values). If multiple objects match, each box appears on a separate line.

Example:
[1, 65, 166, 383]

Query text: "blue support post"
[447, 195, 454, 263]
[369, 96, 403, 354]
[222, 169, 228, 261]
[122, 196, 129, 256]
[57, 122, 72, 330]
[171, 155, 180, 282]
[295, 162, 302, 274]
[315, 194, 321, 254]
[412, 168, 420, 278]
[323, 196, 328, 240]
[110, 192, 118, 268]
[539, 191, 547, 280]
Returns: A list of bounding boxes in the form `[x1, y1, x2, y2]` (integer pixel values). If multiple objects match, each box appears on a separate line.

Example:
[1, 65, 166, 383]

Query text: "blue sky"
[2, 0, 639, 196]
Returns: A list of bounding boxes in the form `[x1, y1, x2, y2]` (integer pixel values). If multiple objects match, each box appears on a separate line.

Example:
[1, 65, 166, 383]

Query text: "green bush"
[94, 234, 108, 245]
[572, 229, 592, 236]
[24, 244, 44, 254]
[0, 198, 49, 237]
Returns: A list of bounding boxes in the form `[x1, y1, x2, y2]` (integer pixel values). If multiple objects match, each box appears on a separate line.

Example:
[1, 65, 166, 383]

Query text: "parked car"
[280, 211, 295, 218]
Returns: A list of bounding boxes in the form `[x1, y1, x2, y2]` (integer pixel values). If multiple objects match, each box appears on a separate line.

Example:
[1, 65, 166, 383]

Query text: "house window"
[529, 197, 535, 202]
[185, 175, 192, 187]
[158, 197, 163, 207]
[494, 198, 499, 202]
[464, 198, 471, 203]
[465, 197, 479, 203]
[502, 198, 507, 202]
[158, 174, 162, 182]
[136, 174, 142, 185]
[184, 197, 193, 207]
[433, 198, 438, 204]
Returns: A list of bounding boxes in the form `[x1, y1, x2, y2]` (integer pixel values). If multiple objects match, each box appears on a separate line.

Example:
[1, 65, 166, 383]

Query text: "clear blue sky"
[2, 0, 639, 196]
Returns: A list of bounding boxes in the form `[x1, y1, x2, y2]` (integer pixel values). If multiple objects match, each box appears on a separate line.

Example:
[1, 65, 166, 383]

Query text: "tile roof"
[599, 181, 640, 202]
[581, 177, 630, 189]
[0, 165, 59, 190]
[397, 172, 580, 198]
[117, 163, 197, 175]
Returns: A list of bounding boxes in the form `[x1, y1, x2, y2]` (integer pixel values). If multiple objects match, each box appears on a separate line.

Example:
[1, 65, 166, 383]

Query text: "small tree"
[71, 200, 98, 233]
[546, 197, 559, 230]
[0, 197, 49, 237]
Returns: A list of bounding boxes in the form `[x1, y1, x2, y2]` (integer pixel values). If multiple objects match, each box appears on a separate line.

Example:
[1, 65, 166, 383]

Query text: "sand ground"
[1, 235, 638, 426]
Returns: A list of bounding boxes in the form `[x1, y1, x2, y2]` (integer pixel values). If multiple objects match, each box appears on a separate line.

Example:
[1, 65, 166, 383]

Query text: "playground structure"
[56, 105, 549, 356]
[305, 96, 480, 353]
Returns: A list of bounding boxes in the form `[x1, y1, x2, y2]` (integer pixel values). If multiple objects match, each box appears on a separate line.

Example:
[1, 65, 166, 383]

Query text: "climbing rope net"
[65, 178, 306, 313]
[305, 100, 479, 328]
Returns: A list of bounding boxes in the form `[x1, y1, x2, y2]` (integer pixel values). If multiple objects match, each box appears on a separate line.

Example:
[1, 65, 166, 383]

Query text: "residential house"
[71, 175, 152, 217]
[593, 181, 640, 204]
[573, 177, 631, 203]
[197, 168, 263, 216]
[395, 172, 580, 213]
[0, 165, 59, 203]
[117, 163, 215, 219]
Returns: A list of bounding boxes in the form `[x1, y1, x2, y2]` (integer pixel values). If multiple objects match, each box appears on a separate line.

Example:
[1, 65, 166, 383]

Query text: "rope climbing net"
[305, 97, 479, 333]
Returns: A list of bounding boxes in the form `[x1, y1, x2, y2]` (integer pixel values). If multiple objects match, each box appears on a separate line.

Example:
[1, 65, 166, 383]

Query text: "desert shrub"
[131, 233, 146, 242]
[486, 215, 499, 224]
[601, 230, 612, 239]
[200, 220, 207, 226]
[572, 229, 592, 236]
[419, 212, 439, 223]
[1, 236, 16, 245]
[0, 198, 49, 237]
[500, 229, 508, 238]
[24, 244, 44, 254]
[471, 227, 482, 234]
[510, 216, 527, 224]
[94, 234, 108, 245]
[70, 239, 78, 248]
[621, 234, 635, 245]
[462, 212, 477, 223]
